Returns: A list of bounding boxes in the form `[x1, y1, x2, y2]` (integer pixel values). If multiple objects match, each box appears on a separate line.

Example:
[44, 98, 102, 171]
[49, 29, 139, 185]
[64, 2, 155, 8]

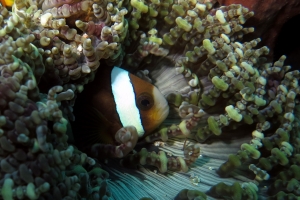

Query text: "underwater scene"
[0, 0, 300, 199]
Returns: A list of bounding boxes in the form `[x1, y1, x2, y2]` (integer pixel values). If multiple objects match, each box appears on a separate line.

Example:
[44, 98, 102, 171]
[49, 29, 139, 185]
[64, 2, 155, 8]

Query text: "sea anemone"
[0, 0, 299, 199]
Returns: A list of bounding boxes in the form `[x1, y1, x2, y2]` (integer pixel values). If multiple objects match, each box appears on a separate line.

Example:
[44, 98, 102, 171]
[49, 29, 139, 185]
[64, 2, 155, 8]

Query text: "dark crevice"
[273, 14, 300, 70]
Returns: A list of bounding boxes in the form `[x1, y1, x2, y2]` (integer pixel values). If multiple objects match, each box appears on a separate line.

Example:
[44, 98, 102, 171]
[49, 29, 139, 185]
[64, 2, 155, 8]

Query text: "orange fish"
[72, 66, 169, 157]
[0, 0, 14, 7]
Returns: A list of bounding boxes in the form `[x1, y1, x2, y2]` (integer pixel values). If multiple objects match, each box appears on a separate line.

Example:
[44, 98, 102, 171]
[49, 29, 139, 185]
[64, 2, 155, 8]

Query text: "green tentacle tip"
[241, 61, 254, 74]
[241, 143, 260, 159]
[225, 105, 243, 122]
[212, 76, 229, 91]
[163, 33, 175, 45]
[216, 60, 228, 72]
[0, 115, 6, 127]
[201, 93, 216, 106]
[149, 36, 162, 45]
[130, 0, 148, 13]
[172, 5, 185, 16]
[129, 19, 139, 30]
[208, 116, 222, 135]
[1, 178, 13, 200]
[203, 39, 215, 54]
[166, 93, 182, 107]
[270, 100, 282, 113]
[156, 151, 168, 173]
[208, 182, 242, 200]
[269, 191, 299, 199]
[219, 114, 229, 125]
[149, 7, 158, 17]
[243, 114, 253, 124]
[174, 189, 207, 200]
[254, 96, 266, 106]
[231, 77, 244, 90]
[271, 148, 289, 166]
[189, 91, 199, 105]
[175, 17, 192, 32]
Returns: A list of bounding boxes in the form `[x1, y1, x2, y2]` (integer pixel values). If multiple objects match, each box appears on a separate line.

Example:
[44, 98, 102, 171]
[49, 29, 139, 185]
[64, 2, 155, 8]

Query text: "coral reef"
[0, 0, 299, 199]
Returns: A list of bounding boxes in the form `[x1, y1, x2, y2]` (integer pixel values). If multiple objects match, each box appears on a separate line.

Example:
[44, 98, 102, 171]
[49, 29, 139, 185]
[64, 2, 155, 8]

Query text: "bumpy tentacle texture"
[1, 0, 300, 199]
[8, 0, 126, 91]
[121, 143, 201, 173]
[117, 0, 300, 198]
[88, 126, 139, 158]
[0, 41, 108, 199]
[0, 1, 119, 199]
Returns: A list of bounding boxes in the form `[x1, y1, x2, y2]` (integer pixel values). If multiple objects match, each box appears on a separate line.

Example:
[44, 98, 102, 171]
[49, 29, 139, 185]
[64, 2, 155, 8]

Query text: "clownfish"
[0, 0, 13, 7]
[72, 66, 169, 156]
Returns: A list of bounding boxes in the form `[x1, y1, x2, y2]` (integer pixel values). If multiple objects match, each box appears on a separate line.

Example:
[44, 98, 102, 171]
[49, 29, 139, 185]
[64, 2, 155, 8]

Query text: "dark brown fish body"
[72, 67, 169, 148]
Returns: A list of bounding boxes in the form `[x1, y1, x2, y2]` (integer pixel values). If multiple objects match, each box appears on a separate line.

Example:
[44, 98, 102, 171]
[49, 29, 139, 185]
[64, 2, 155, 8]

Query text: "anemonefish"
[72, 66, 169, 156]
[0, 0, 14, 7]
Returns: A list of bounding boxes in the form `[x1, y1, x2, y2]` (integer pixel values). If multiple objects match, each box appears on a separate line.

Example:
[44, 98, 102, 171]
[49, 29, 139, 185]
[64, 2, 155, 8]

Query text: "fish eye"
[137, 93, 154, 110]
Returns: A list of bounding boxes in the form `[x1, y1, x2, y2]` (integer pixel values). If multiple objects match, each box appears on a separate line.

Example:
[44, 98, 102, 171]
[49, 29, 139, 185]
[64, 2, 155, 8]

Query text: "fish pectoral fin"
[72, 104, 113, 147]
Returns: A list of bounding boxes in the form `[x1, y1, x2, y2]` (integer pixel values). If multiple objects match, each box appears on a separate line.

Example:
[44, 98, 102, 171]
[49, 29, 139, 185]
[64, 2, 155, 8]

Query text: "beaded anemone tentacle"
[1, 0, 300, 199]
[117, 0, 300, 198]
[119, 1, 258, 165]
